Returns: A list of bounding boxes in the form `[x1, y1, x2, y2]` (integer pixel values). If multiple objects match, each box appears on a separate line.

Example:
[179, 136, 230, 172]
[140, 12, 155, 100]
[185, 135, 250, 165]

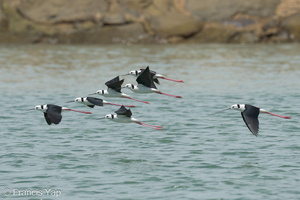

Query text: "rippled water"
[0, 44, 299, 200]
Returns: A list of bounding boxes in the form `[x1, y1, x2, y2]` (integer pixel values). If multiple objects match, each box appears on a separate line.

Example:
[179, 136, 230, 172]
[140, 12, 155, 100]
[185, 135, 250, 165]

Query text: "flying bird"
[224, 104, 291, 136]
[66, 97, 135, 108]
[32, 104, 92, 125]
[124, 66, 184, 84]
[101, 105, 163, 130]
[90, 76, 149, 104]
[124, 66, 182, 98]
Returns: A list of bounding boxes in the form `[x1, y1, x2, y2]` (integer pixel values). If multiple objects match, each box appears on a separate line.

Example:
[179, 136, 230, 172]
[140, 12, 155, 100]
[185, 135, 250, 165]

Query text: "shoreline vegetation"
[0, 0, 300, 44]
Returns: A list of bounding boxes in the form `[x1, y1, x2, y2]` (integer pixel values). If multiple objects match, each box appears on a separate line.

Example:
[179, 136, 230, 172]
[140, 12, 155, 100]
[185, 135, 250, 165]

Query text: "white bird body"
[124, 84, 158, 94]
[230, 104, 268, 114]
[95, 89, 131, 98]
[77, 97, 107, 106]
[34, 104, 68, 112]
[126, 68, 184, 83]
[128, 69, 165, 79]
[69, 97, 135, 108]
[74, 97, 103, 106]
[104, 114, 139, 123]
[101, 106, 162, 130]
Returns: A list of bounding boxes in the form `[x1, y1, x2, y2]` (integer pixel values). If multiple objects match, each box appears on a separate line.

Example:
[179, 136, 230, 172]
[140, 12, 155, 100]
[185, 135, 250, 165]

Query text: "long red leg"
[135, 122, 163, 130]
[161, 77, 184, 83]
[64, 109, 92, 114]
[105, 103, 136, 107]
[123, 96, 150, 104]
[266, 112, 291, 119]
[157, 91, 182, 98]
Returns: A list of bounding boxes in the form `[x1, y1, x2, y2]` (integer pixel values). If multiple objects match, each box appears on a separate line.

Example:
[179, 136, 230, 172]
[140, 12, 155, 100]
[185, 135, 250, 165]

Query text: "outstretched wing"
[140, 67, 160, 84]
[105, 76, 124, 92]
[137, 66, 157, 89]
[241, 104, 260, 136]
[140, 67, 157, 76]
[115, 105, 132, 117]
[45, 104, 62, 125]
[43, 112, 53, 125]
[87, 97, 104, 106]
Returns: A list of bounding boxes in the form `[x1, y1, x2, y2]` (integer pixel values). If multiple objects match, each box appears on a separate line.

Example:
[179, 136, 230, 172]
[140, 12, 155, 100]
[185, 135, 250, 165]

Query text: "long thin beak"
[89, 93, 97, 95]
[99, 117, 105, 119]
[28, 108, 35, 111]
[122, 73, 130, 76]
[222, 107, 231, 111]
[65, 100, 74, 103]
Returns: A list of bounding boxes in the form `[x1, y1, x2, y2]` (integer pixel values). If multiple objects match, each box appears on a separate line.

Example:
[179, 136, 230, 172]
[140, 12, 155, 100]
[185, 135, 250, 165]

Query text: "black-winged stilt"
[124, 66, 184, 83]
[32, 104, 92, 125]
[66, 97, 135, 108]
[90, 76, 149, 104]
[100, 105, 163, 130]
[124, 66, 182, 98]
[224, 104, 291, 136]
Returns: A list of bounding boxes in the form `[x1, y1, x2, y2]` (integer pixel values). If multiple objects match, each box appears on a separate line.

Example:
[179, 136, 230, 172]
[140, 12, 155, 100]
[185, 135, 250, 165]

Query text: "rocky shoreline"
[0, 0, 299, 44]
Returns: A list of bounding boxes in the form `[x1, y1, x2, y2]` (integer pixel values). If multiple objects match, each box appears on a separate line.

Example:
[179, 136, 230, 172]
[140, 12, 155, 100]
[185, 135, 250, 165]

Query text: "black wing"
[153, 78, 160, 85]
[45, 104, 62, 125]
[43, 112, 53, 125]
[136, 66, 157, 89]
[140, 67, 160, 84]
[115, 105, 132, 117]
[140, 67, 157, 76]
[86, 97, 104, 106]
[105, 76, 124, 92]
[241, 104, 260, 136]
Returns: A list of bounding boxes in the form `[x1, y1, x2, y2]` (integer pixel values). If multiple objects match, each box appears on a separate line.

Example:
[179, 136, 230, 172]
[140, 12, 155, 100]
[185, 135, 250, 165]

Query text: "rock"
[17, 0, 108, 24]
[0, 0, 300, 43]
[190, 22, 235, 43]
[187, 0, 280, 22]
[230, 32, 259, 43]
[281, 14, 300, 41]
[146, 11, 203, 37]
[57, 23, 149, 44]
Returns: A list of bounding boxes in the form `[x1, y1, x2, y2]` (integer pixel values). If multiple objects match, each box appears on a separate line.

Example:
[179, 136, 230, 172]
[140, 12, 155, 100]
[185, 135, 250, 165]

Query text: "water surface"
[0, 44, 299, 200]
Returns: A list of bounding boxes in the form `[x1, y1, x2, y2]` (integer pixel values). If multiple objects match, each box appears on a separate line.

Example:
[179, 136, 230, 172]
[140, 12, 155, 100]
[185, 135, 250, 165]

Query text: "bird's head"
[101, 114, 115, 120]
[74, 97, 83, 102]
[229, 104, 245, 111]
[124, 70, 140, 77]
[131, 70, 140, 76]
[123, 84, 136, 90]
[33, 104, 47, 111]
[66, 97, 83, 103]
[90, 90, 105, 95]
[105, 114, 113, 119]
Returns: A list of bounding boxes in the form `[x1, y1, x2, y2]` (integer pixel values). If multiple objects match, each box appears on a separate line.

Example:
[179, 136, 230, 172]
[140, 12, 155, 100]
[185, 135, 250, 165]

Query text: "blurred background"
[0, 0, 300, 44]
